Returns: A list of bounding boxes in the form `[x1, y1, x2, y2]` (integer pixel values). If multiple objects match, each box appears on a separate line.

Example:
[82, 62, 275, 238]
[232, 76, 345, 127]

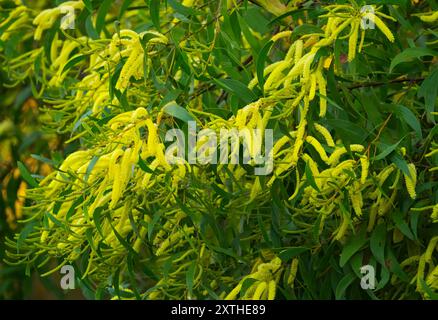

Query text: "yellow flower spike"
[287, 258, 299, 287]
[326, 17, 343, 36]
[291, 119, 307, 164]
[267, 280, 276, 300]
[303, 35, 319, 49]
[108, 149, 124, 180]
[271, 30, 292, 42]
[288, 168, 303, 201]
[323, 56, 333, 69]
[285, 41, 297, 61]
[404, 163, 417, 199]
[360, 155, 369, 184]
[33, 1, 85, 40]
[130, 134, 143, 164]
[308, 73, 317, 100]
[131, 107, 149, 122]
[119, 148, 133, 188]
[273, 136, 293, 156]
[248, 61, 283, 89]
[348, 20, 360, 62]
[246, 105, 261, 130]
[358, 29, 366, 53]
[92, 91, 110, 114]
[145, 119, 159, 155]
[250, 176, 262, 201]
[314, 123, 335, 147]
[1, 13, 30, 41]
[116, 47, 141, 91]
[261, 105, 273, 130]
[328, 144, 365, 165]
[53, 40, 80, 68]
[141, 159, 160, 188]
[362, 13, 395, 42]
[334, 212, 350, 241]
[264, 59, 293, 91]
[416, 254, 426, 292]
[367, 203, 378, 232]
[235, 107, 250, 129]
[425, 236, 438, 263]
[426, 148, 438, 157]
[301, 96, 310, 120]
[291, 88, 306, 108]
[294, 40, 304, 64]
[325, 17, 335, 37]
[328, 17, 354, 41]
[376, 165, 395, 186]
[315, 70, 327, 117]
[110, 163, 122, 209]
[349, 184, 363, 216]
[378, 188, 397, 216]
[426, 266, 438, 289]
[225, 283, 243, 300]
[50, 33, 60, 64]
[302, 52, 316, 83]
[302, 153, 319, 177]
[415, 11, 438, 23]
[305, 136, 329, 163]
[115, 202, 131, 231]
[252, 281, 268, 300]
[0, 6, 26, 29]
[432, 204, 438, 223]
[400, 255, 421, 268]
[284, 58, 306, 83]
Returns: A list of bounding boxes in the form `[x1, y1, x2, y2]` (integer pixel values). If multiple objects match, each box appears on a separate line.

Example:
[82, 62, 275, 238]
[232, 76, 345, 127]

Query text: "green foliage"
[0, 0, 437, 300]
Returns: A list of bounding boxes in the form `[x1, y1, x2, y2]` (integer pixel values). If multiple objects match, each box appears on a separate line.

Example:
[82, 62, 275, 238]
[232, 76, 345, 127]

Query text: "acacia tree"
[1, 0, 437, 300]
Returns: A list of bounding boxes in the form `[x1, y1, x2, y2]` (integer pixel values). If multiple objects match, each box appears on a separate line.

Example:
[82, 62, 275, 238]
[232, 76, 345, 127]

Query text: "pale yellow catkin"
[360, 155, 369, 184]
[264, 59, 292, 91]
[348, 20, 359, 62]
[364, 13, 395, 42]
[294, 40, 303, 64]
[267, 280, 276, 300]
[291, 120, 307, 164]
[225, 283, 242, 300]
[404, 163, 417, 199]
[349, 186, 363, 216]
[252, 281, 268, 300]
[110, 163, 121, 209]
[302, 154, 319, 177]
[425, 236, 438, 263]
[315, 70, 327, 117]
[287, 258, 299, 287]
[358, 29, 365, 53]
[328, 144, 365, 165]
[334, 213, 350, 241]
[271, 30, 292, 42]
[308, 73, 317, 100]
[416, 255, 426, 292]
[314, 123, 335, 147]
[302, 52, 316, 82]
[418, 11, 438, 23]
[305, 136, 329, 162]
[432, 204, 438, 223]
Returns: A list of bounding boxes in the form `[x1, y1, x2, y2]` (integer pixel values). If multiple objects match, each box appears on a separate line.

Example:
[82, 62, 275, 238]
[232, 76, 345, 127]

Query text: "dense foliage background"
[0, 0, 437, 300]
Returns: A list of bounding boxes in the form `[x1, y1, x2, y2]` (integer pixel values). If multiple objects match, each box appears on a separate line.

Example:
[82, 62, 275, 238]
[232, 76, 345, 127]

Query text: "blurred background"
[0, 81, 84, 299]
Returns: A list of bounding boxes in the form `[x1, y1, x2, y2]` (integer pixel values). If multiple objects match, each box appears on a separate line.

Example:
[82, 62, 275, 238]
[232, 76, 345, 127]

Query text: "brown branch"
[348, 77, 425, 90]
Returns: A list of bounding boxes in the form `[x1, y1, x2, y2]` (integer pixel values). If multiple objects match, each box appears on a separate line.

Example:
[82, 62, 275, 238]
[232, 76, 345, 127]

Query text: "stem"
[348, 77, 425, 90]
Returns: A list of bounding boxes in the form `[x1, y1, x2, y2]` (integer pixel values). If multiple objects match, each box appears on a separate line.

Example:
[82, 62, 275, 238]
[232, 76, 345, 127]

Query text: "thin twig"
[348, 77, 425, 90]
